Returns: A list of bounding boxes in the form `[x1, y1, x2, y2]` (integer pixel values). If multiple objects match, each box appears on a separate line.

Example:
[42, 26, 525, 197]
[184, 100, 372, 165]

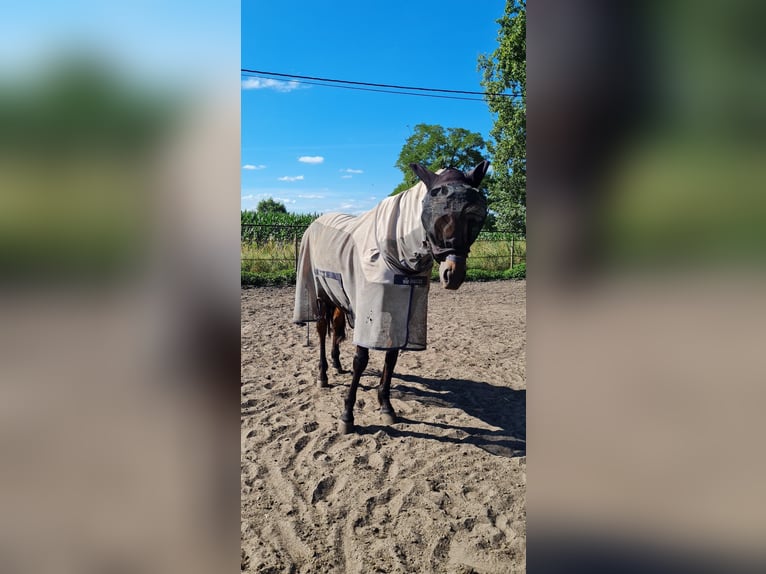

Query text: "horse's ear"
[466, 160, 490, 187]
[410, 163, 437, 189]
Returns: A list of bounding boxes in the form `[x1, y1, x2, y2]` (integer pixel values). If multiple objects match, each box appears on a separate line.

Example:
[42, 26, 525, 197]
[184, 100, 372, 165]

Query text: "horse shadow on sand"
[357, 372, 526, 458]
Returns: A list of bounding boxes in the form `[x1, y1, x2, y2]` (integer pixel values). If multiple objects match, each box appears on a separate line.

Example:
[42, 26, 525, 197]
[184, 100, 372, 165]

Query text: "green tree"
[391, 124, 488, 195]
[257, 198, 288, 214]
[478, 0, 526, 234]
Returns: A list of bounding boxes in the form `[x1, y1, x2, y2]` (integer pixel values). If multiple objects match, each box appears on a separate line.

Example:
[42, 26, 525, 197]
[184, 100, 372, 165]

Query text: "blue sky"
[242, 0, 506, 215]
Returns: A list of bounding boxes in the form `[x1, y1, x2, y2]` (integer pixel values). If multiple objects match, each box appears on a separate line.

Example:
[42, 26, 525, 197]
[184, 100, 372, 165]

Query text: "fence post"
[294, 234, 299, 271]
[510, 235, 515, 268]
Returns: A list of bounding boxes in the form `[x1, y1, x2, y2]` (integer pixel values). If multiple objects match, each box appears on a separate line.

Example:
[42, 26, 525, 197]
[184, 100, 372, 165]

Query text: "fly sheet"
[293, 181, 434, 351]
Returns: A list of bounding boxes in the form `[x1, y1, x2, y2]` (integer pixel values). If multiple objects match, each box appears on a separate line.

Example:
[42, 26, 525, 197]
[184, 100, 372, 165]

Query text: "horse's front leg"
[378, 349, 399, 425]
[340, 346, 369, 434]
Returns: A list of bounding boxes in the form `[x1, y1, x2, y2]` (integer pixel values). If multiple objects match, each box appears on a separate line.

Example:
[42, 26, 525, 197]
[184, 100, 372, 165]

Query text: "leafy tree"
[391, 124, 488, 195]
[478, 0, 526, 234]
[257, 198, 288, 214]
[482, 211, 498, 232]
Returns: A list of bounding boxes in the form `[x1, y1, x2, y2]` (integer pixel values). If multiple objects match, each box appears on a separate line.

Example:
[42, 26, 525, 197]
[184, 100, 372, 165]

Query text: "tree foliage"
[256, 198, 288, 214]
[391, 124, 488, 195]
[478, 0, 526, 234]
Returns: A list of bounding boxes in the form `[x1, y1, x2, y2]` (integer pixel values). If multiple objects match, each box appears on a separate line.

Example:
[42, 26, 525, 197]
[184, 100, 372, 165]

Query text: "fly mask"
[411, 161, 490, 289]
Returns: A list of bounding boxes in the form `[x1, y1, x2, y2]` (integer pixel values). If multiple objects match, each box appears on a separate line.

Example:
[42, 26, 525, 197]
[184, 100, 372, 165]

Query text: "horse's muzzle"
[439, 254, 467, 290]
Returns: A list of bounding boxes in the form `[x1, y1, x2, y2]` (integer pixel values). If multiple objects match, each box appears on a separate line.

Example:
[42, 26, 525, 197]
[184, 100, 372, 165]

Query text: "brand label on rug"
[394, 275, 428, 286]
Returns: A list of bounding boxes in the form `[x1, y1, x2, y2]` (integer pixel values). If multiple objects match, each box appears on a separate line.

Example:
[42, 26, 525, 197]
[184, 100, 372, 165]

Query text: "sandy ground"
[241, 280, 526, 573]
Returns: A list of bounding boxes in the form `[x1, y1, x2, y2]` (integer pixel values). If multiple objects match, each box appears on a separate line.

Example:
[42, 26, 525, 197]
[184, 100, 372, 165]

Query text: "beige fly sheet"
[293, 181, 435, 350]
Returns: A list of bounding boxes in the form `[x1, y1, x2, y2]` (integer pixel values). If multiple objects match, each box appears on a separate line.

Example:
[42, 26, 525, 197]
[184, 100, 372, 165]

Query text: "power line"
[243, 73, 508, 102]
[241, 68, 520, 96]
[241, 68, 523, 101]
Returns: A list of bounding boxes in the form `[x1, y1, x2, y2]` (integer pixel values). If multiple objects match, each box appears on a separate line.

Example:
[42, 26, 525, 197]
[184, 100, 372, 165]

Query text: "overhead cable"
[241, 68, 523, 101]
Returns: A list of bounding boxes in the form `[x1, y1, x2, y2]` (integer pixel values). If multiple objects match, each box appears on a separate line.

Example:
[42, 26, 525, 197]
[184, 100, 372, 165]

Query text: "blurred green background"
[603, 0, 766, 267]
[0, 56, 173, 278]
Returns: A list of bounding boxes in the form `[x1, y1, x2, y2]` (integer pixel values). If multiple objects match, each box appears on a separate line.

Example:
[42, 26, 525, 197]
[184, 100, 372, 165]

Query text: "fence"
[241, 223, 526, 275]
[241, 224, 309, 274]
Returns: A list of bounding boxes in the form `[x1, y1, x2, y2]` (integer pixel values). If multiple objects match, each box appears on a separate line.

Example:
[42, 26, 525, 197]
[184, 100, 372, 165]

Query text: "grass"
[241, 269, 296, 287]
[241, 241, 299, 274]
[465, 237, 526, 270]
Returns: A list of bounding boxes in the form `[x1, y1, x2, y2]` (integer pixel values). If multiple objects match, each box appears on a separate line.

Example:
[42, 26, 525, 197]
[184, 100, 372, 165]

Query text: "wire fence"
[241, 224, 526, 274]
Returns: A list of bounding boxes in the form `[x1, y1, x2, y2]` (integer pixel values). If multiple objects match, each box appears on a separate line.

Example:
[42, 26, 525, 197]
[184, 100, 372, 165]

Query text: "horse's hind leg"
[378, 349, 399, 425]
[316, 300, 330, 387]
[340, 345, 369, 434]
[330, 307, 347, 374]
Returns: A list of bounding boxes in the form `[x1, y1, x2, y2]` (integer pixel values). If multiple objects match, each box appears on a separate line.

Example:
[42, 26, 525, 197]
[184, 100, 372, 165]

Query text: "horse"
[293, 160, 490, 433]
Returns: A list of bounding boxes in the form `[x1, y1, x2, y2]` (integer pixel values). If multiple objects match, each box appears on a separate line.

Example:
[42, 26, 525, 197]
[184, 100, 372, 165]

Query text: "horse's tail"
[331, 306, 346, 343]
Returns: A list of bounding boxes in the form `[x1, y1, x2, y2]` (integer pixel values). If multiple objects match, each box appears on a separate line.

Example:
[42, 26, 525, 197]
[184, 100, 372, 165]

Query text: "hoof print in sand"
[311, 476, 336, 504]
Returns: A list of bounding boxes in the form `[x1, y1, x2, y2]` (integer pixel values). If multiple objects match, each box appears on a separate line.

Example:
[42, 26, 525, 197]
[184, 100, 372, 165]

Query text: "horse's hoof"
[339, 420, 355, 434]
[381, 412, 397, 425]
[317, 378, 329, 388]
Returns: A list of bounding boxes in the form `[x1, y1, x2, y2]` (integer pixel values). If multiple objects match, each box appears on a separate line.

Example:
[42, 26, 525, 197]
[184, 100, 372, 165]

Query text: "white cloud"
[277, 175, 304, 182]
[340, 168, 363, 174]
[242, 164, 266, 170]
[241, 77, 303, 92]
[340, 175, 352, 179]
[298, 194, 325, 199]
[298, 156, 324, 164]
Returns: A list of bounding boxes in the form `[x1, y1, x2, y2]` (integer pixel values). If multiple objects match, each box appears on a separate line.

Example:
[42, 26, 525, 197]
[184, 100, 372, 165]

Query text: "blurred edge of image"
[0, 3, 240, 574]
[529, 1, 766, 573]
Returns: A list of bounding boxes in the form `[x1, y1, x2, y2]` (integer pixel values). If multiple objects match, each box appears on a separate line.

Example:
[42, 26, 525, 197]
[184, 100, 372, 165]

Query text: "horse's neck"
[392, 181, 427, 236]
[390, 182, 431, 270]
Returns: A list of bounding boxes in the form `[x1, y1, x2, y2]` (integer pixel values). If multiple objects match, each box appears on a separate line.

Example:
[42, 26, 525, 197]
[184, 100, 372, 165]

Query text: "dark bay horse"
[294, 161, 489, 433]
